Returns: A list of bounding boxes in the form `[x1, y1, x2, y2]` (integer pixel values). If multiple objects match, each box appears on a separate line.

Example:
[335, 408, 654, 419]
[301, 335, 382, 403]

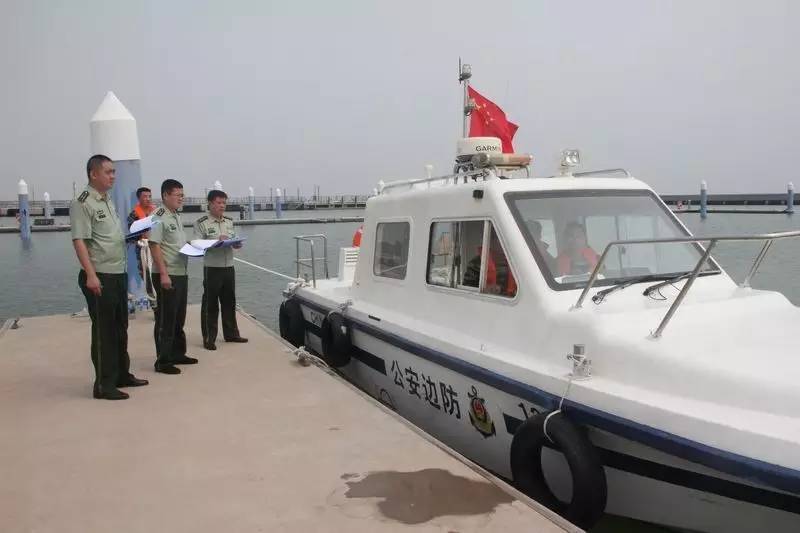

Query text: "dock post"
[700, 180, 708, 219]
[248, 187, 255, 220]
[43, 192, 52, 219]
[275, 188, 282, 219]
[787, 182, 795, 215]
[90, 91, 142, 307]
[17, 179, 31, 241]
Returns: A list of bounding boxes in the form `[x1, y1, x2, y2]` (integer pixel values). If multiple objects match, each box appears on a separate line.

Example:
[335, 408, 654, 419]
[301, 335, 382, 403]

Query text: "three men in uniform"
[72, 168, 250, 396]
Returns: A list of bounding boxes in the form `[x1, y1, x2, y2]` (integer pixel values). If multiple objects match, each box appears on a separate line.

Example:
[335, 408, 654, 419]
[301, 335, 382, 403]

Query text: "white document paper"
[128, 215, 158, 235]
[188, 239, 219, 251]
[179, 243, 205, 257]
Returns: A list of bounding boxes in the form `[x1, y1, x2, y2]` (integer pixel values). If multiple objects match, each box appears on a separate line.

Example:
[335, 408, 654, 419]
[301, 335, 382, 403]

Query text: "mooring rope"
[233, 257, 299, 281]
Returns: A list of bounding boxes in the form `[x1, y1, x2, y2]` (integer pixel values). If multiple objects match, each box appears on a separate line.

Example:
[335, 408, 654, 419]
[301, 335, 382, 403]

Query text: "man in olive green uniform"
[149, 179, 197, 374]
[70, 154, 148, 400]
[194, 190, 248, 350]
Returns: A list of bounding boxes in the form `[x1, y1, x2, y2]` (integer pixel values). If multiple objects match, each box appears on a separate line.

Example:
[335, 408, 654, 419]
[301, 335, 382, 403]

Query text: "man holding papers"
[149, 179, 198, 374]
[194, 190, 248, 350]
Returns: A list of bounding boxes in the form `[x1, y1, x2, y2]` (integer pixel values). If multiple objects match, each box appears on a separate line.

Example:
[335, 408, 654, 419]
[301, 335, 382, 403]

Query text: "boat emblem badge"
[467, 385, 495, 438]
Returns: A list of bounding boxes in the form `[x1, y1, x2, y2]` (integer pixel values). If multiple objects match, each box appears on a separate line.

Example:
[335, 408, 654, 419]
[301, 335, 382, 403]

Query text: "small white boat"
[278, 71, 800, 532]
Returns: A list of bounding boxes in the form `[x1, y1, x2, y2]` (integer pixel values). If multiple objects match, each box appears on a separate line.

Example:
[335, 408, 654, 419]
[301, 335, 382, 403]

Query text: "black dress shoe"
[173, 355, 198, 365]
[93, 388, 130, 400]
[204, 341, 217, 351]
[154, 364, 181, 374]
[225, 337, 249, 343]
[118, 376, 149, 388]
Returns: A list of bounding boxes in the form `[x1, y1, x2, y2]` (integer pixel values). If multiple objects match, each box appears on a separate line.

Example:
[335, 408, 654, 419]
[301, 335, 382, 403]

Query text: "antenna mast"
[459, 59, 474, 137]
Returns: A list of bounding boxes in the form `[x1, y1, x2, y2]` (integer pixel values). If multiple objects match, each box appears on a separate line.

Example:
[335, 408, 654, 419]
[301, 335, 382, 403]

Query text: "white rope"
[544, 372, 577, 444]
[138, 239, 157, 302]
[233, 257, 299, 281]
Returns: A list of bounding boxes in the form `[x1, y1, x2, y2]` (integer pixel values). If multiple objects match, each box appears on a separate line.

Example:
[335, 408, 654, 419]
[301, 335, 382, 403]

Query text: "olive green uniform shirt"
[150, 207, 188, 275]
[70, 186, 127, 274]
[193, 214, 236, 268]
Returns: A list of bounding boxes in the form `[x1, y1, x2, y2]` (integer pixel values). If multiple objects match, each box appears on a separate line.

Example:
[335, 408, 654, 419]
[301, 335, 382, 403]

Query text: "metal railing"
[572, 230, 800, 338]
[294, 234, 329, 288]
[381, 169, 492, 193]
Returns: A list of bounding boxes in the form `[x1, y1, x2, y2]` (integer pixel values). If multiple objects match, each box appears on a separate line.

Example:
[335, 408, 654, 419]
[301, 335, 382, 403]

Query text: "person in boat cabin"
[556, 221, 599, 276]
[528, 220, 557, 273]
[463, 230, 517, 297]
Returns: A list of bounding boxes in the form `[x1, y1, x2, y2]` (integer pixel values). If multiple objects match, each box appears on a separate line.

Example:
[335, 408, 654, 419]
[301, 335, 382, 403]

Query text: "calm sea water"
[1, 209, 798, 532]
[2, 209, 798, 325]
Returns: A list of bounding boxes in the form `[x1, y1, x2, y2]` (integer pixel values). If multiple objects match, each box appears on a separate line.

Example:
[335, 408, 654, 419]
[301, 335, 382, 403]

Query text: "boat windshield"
[506, 189, 719, 290]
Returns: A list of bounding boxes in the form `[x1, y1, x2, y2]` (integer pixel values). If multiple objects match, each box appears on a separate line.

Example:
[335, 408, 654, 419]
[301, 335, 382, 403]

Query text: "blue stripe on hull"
[294, 295, 800, 501]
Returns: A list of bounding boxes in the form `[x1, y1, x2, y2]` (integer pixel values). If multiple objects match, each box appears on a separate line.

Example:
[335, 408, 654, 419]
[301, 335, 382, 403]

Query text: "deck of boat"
[0, 306, 577, 533]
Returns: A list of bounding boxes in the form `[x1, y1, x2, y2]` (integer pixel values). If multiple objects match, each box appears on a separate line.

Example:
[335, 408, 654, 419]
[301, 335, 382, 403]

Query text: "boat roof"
[377, 170, 657, 200]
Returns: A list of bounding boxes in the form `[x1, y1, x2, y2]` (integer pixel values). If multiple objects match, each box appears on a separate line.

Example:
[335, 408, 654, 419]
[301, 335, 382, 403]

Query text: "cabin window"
[506, 189, 720, 291]
[427, 220, 517, 298]
[374, 222, 410, 279]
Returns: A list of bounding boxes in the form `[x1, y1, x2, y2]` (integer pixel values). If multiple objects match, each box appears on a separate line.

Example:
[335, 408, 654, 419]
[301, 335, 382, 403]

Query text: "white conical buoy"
[89, 91, 143, 305]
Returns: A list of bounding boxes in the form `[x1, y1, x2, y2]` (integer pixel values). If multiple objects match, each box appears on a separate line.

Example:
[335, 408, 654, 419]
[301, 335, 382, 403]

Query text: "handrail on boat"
[293, 234, 329, 288]
[380, 169, 491, 193]
[572, 168, 632, 178]
[572, 230, 800, 338]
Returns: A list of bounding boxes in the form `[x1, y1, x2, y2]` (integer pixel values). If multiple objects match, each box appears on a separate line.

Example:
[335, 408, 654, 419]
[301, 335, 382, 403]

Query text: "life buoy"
[510, 411, 607, 529]
[278, 299, 305, 347]
[320, 311, 352, 367]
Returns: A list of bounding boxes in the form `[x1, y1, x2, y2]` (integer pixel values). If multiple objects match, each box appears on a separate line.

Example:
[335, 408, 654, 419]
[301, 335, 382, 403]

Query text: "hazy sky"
[1, 0, 798, 200]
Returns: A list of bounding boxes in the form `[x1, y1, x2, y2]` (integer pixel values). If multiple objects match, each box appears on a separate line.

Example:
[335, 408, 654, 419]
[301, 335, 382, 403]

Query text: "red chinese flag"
[468, 86, 519, 153]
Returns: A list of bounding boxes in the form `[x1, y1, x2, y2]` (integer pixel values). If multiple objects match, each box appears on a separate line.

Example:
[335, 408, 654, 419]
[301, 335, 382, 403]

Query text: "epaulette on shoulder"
[155, 208, 165, 216]
[197, 215, 208, 223]
[77, 191, 89, 203]
[223, 215, 233, 221]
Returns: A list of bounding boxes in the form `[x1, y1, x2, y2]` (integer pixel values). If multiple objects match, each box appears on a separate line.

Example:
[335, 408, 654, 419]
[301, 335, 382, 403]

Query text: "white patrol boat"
[277, 71, 800, 532]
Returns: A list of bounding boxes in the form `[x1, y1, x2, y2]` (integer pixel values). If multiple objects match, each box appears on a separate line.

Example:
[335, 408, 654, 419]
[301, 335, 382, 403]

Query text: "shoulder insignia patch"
[197, 215, 208, 223]
[155, 208, 165, 216]
[77, 191, 89, 203]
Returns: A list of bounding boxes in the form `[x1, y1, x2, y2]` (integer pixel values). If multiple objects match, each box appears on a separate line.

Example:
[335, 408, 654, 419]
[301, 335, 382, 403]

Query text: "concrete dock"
[0, 307, 576, 533]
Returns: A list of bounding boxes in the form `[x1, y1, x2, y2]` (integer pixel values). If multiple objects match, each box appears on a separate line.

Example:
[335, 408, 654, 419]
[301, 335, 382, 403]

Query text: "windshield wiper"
[642, 272, 695, 298]
[591, 274, 664, 304]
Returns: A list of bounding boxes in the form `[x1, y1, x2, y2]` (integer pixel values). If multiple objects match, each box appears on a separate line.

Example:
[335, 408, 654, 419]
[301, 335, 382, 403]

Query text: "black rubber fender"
[320, 311, 352, 368]
[278, 298, 305, 347]
[510, 411, 607, 529]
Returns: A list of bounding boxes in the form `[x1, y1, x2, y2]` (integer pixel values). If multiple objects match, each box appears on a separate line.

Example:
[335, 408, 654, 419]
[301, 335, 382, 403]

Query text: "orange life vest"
[133, 203, 152, 220]
[557, 248, 599, 276]
[352, 225, 363, 247]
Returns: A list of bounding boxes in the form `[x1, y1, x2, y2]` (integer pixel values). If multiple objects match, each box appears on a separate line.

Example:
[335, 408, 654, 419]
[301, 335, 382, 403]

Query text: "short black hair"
[136, 187, 151, 199]
[207, 189, 227, 202]
[86, 154, 112, 179]
[161, 179, 183, 197]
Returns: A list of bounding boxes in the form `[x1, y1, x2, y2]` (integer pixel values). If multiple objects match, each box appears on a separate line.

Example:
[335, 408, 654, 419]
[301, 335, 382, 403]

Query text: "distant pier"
[0, 194, 370, 218]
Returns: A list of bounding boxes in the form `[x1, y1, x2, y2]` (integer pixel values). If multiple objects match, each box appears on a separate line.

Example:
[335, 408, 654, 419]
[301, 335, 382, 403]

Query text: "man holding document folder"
[149, 179, 198, 374]
[194, 190, 248, 350]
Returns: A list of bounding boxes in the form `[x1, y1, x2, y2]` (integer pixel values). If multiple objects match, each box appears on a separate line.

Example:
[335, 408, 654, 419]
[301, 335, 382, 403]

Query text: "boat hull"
[297, 298, 800, 532]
